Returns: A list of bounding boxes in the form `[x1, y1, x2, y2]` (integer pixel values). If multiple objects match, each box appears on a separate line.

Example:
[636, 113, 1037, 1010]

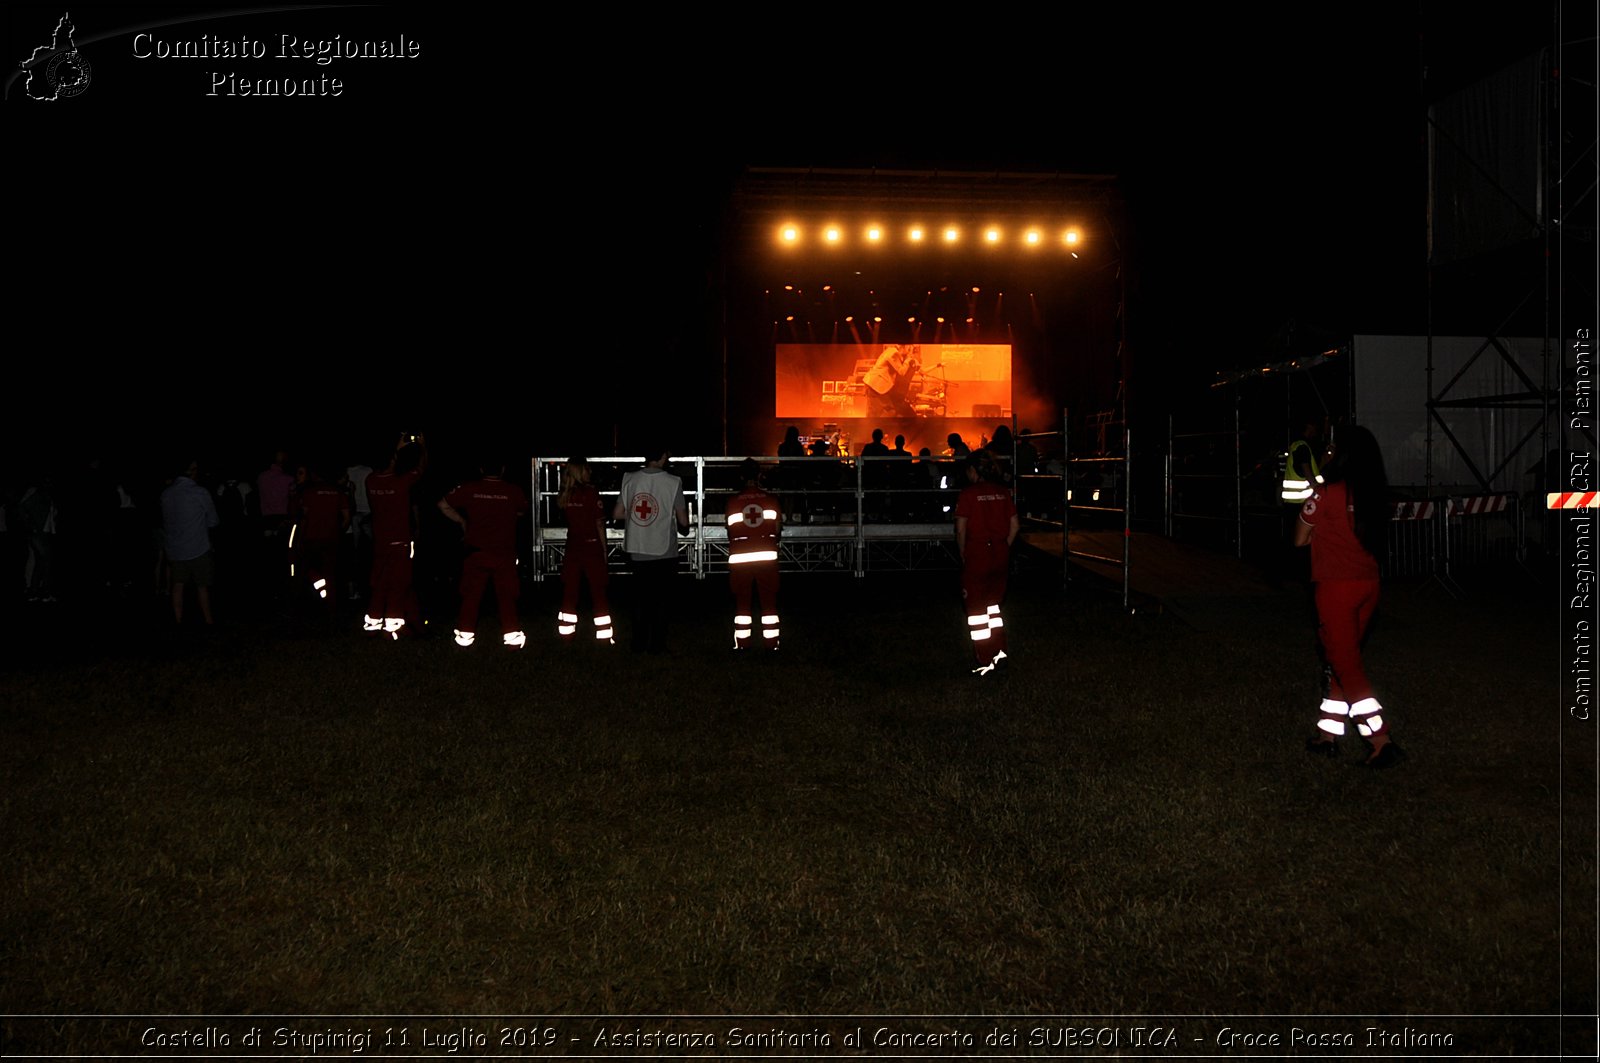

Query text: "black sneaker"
[1363, 742, 1406, 769]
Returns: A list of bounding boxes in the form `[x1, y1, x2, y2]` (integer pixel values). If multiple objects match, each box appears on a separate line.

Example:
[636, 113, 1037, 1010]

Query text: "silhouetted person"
[557, 456, 614, 646]
[161, 458, 218, 626]
[289, 465, 350, 615]
[439, 456, 529, 650]
[256, 449, 294, 601]
[365, 435, 428, 640]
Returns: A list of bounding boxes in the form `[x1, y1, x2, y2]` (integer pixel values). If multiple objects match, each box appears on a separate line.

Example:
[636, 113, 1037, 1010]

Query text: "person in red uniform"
[725, 458, 782, 650]
[364, 434, 428, 640]
[1295, 425, 1403, 766]
[438, 457, 528, 650]
[557, 457, 613, 645]
[955, 449, 1018, 676]
[289, 464, 350, 614]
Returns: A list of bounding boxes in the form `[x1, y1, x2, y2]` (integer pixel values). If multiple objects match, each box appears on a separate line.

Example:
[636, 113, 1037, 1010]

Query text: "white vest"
[620, 467, 683, 559]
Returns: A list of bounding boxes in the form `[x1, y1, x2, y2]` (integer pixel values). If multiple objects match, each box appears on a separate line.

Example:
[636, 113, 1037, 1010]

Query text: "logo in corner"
[19, 12, 91, 100]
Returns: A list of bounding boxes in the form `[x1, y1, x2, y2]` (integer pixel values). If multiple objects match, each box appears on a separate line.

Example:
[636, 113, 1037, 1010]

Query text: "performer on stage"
[863, 344, 920, 418]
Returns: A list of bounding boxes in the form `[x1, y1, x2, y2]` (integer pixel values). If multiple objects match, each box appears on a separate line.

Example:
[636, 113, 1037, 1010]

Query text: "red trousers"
[962, 544, 1008, 665]
[458, 550, 520, 635]
[559, 542, 611, 639]
[368, 540, 418, 633]
[296, 538, 338, 611]
[1315, 578, 1379, 706]
[729, 561, 779, 648]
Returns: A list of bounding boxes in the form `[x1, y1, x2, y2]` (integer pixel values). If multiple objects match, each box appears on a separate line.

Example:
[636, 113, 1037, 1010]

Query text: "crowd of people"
[4, 422, 1404, 759]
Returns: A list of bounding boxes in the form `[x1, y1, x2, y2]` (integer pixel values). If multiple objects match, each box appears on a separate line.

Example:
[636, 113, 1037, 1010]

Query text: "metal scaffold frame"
[531, 455, 985, 580]
[530, 438, 1134, 604]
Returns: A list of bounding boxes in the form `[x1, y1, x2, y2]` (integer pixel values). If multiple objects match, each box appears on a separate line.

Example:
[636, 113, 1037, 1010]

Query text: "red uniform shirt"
[445, 478, 527, 555]
[726, 486, 781, 556]
[367, 469, 421, 545]
[955, 483, 1015, 545]
[293, 483, 347, 542]
[1300, 480, 1379, 581]
[563, 482, 606, 545]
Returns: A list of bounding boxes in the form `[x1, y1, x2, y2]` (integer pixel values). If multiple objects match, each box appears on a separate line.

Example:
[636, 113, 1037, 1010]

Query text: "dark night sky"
[5, 1, 1572, 479]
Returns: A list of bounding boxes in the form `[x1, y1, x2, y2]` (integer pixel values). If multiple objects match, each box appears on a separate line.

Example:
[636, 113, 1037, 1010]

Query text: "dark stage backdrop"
[9, 3, 1541, 477]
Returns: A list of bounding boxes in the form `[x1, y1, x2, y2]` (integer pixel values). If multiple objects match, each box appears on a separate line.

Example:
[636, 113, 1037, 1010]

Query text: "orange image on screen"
[775, 344, 1011, 419]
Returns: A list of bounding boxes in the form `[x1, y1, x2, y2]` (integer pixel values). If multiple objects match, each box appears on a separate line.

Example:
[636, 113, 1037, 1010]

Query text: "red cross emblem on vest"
[632, 491, 661, 526]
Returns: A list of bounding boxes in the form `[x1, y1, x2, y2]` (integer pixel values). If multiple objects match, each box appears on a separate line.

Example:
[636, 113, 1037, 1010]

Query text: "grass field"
[1, 554, 1592, 1057]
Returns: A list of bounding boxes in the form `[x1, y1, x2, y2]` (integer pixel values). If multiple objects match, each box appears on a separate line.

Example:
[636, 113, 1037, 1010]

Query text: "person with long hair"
[1295, 424, 1403, 767]
[556, 457, 613, 645]
[955, 448, 1018, 676]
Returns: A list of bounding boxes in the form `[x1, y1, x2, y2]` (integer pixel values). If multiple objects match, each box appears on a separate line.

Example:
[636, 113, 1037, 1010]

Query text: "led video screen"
[775, 344, 1012, 419]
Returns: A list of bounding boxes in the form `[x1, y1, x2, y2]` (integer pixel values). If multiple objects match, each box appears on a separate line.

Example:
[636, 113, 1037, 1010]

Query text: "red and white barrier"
[1547, 492, 1598, 510]
[1447, 494, 1514, 517]
[1391, 501, 1436, 521]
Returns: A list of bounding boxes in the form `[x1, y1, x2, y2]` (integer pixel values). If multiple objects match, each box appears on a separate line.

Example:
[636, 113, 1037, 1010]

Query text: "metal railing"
[1382, 493, 1526, 596]
[530, 455, 972, 579]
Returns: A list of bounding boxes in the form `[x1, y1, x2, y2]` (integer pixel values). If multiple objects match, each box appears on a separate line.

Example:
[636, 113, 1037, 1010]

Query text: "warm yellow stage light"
[1025, 230, 1041, 246]
[824, 226, 841, 243]
[873, 316, 882, 323]
[845, 316, 854, 323]
[971, 287, 981, 293]
[785, 315, 795, 322]
[781, 225, 799, 243]
[943, 227, 959, 243]
[936, 316, 946, 324]
[907, 316, 916, 323]
[866, 226, 883, 242]
[984, 228, 1001, 243]
[908, 227, 925, 242]
[1064, 229, 1081, 246]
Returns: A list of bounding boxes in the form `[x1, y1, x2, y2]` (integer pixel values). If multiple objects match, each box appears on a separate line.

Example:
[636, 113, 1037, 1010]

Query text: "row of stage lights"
[776, 222, 1083, 252]
[774, 284, 1001, 327]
